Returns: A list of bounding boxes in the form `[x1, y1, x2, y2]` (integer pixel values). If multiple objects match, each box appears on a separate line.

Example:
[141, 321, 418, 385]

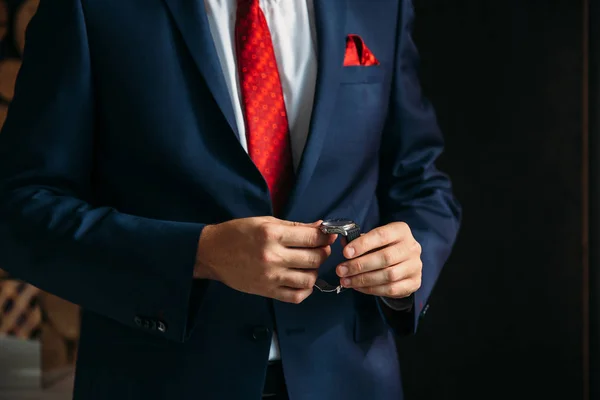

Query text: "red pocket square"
[343, 34, 380, 67]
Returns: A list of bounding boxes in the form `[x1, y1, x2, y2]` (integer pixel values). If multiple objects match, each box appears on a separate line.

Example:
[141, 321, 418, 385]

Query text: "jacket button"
[134, 317, 142, 326]
[157, 321, 167, 333]
[252, 327, 271, 341]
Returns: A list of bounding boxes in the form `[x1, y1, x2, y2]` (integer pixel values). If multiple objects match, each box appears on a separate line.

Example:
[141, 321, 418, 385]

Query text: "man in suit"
[0, 0, 460, 398]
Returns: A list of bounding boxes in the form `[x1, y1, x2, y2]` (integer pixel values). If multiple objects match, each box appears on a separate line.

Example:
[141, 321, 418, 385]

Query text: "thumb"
[305, 220, 324, 227]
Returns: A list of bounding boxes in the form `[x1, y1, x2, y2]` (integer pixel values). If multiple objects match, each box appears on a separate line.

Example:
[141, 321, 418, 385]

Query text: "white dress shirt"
[204, 0, 317, 361]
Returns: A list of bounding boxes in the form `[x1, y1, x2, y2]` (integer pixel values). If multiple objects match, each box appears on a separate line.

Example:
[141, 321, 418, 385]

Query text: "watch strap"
[346, 225, 361, 242]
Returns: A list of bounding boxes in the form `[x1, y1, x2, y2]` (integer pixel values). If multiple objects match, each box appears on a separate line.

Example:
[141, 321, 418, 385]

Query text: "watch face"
[321, 218, 355, 228]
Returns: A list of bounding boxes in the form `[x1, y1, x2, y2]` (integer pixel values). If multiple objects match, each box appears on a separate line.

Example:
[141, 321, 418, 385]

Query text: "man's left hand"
[335, 222, 422, 299]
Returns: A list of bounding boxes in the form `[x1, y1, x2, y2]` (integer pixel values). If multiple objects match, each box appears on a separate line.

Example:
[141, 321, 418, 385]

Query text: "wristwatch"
[319, 218, 361, 242]
[315, 219, 361, 294]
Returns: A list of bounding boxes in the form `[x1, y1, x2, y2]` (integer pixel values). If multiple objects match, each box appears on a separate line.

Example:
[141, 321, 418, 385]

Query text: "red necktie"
[235, 0, 295, 216]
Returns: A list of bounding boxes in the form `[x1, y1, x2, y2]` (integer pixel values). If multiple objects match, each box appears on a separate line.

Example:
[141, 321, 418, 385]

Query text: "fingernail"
[346, 247, 355, 258]
[338, 265, 348, 276]
[342, 278, 351, 287]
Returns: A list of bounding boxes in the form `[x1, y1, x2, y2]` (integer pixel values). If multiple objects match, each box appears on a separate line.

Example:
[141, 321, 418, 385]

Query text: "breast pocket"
[332, 67, 389, 147]
[339, 66, 387, 84]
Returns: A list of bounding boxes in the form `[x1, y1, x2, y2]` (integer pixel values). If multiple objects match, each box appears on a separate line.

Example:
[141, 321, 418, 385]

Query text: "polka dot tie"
[235, 0, 294, 216]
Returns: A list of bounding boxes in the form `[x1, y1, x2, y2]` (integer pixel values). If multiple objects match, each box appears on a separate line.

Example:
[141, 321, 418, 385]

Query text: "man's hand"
[194, 217, 337, 304]
[335, 222, 422, 299]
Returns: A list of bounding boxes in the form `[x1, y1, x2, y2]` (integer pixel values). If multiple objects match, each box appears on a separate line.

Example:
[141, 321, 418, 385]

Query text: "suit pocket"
[340, 66, 386, 84]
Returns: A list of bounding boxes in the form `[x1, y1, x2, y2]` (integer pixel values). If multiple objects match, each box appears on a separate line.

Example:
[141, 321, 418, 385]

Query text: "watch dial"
[322, 218, 355, 228]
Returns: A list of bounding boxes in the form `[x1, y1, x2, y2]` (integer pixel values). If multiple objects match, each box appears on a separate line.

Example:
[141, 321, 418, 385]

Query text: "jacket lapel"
[284, 0, 348, 218]
[161, 0, 239, 138]
[163, 0, 348, 217]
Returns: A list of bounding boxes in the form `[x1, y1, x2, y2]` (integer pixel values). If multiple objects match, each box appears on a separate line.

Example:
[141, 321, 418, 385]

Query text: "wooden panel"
[40, 293, 80, 341]
[0, 280, 41, 340]
[0, 59, 22, 101]
[14, 0, 39, 54]
[0, 0, 7, 42]
[0, 103, 7, 130]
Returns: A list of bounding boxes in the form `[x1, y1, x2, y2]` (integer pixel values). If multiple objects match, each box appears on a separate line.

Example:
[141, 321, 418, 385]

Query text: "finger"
[305, 220, 324, 227]
[343, 222, 410, 259]
[273, 287, 314, 304]
[340, 233, 364, 247]
[337, 243, 413, 278]
[352, 278, 420, 298]
[340, 264, 410, 288]
[278, 226, 336, 248]
[276, 269, 318, 289]
[280, 246, 332, 269]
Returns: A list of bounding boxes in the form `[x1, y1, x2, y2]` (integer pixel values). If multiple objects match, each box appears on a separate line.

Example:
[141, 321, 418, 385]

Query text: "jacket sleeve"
[0, 0, 207, 343]
[376, 0, 462, 336]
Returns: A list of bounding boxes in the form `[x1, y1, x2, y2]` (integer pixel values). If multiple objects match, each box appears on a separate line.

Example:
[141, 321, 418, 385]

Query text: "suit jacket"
[0, 0, 461, 399]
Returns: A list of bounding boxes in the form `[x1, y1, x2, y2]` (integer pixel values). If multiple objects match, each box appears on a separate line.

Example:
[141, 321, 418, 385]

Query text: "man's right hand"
[194, 217, 337, 304]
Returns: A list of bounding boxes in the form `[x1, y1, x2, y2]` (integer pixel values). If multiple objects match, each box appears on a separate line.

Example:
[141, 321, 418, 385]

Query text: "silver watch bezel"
[320, 219, 358, 236]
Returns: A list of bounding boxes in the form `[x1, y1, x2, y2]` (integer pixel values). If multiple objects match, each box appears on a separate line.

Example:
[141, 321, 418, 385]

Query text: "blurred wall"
[397, 1, 587, 399]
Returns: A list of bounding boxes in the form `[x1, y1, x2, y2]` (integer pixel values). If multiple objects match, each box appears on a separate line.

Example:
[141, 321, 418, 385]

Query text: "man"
[0, 0, 461, 398]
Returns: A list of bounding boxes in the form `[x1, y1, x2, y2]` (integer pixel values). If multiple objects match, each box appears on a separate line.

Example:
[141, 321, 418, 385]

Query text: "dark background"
[396, 1, 588, 399]
[589, 0, 598, 398]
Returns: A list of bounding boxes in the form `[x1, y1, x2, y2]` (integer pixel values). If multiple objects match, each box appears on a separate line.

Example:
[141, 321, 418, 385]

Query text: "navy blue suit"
[0, 0, 460, 398]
